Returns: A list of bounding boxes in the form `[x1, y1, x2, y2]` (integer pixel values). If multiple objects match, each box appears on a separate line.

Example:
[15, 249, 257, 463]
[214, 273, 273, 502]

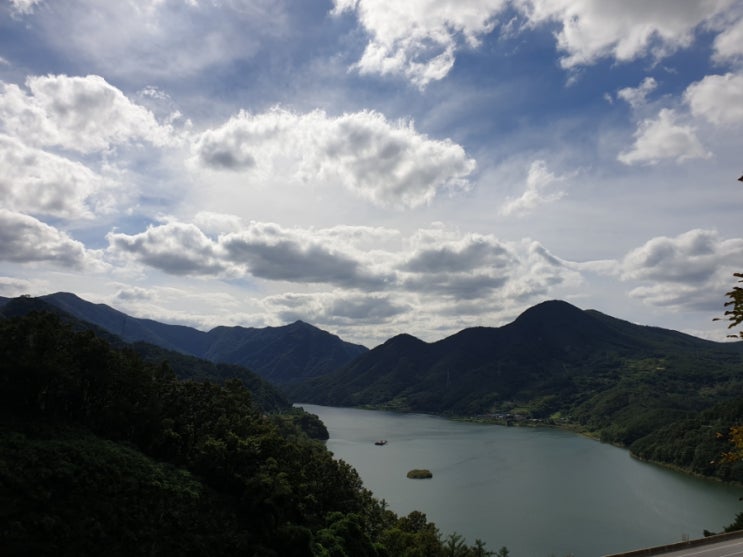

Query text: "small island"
[407, 469, 433, 479]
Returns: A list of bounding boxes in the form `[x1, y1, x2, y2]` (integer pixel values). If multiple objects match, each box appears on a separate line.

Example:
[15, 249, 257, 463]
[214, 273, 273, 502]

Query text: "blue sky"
[1, 0, 742, 347]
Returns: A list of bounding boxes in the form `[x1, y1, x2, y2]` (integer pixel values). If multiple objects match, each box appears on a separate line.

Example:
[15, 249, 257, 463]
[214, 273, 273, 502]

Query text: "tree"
[715, 272, 743, 338]
[716, 273, 743, 463]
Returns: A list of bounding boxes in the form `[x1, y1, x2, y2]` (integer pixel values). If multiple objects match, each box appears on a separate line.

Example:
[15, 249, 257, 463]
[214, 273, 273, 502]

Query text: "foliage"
[0, 312, 500, 556]
[716, 272, 743, 339]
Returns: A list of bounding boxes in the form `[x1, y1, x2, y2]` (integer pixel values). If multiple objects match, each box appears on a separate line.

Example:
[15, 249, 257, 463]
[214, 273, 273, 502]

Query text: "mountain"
[0, 295, 291, 414]
[287, 300, 743, 433]
[287, 300, 743, 481]
[35, 292, 368, 384]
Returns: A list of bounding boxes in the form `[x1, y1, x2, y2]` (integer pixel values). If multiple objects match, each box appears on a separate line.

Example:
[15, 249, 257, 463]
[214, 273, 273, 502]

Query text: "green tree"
[716, 272, 743, 338]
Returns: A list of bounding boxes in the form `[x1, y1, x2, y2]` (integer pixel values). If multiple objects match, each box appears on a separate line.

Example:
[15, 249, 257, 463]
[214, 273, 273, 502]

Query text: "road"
[604, 531, 743, 557]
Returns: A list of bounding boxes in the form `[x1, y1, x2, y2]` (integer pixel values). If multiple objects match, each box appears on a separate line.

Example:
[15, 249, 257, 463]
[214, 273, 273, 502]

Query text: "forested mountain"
[0, 295, 290, 414]
[288, 300, 743, 483]
[27, 292, 367, 384]
[0, 311, 497, 556]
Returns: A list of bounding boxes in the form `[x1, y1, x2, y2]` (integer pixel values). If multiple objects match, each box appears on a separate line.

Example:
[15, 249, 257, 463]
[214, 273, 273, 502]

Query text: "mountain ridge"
[32, 292, 368, 384]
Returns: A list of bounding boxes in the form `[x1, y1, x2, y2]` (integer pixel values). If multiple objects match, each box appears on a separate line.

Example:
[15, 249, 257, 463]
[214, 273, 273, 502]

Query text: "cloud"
[617, 77, 658, 108]
[620, 229, 743, 284]
[500, 160, 567, 216]
[0, 74, 171, 153]
[106, 219, 391, 288]
[9, 0, 41, 16]
[713, 15, 743, 62]
[0, 209, 102, 269]
[618, 108, 709, 165]
[264, 291, 409, 326]
[399, 230, 577, 301]
[192, 108, 476, 209]
[619, 229, 743, 311]
[332, 0, 508, 88]
[221, 224, 390, 288]
[0, 134, 109, 219]
[684, 72, 743, 126]
[17, 0, 289, 82]
[516, 0, 734, 68]
[107, 222, 229, 277]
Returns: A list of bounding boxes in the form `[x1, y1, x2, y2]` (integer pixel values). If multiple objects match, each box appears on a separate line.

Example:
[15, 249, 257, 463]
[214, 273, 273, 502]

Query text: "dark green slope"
[41, 292, 209, 355]
[2, 295, 290, 414]
[204, 320, 368, 384]
[37, 292, 368, 384]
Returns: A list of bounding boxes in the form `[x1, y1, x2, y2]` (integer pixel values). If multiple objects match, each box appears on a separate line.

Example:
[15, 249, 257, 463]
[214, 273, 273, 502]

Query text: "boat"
[374, 440, 388, 446]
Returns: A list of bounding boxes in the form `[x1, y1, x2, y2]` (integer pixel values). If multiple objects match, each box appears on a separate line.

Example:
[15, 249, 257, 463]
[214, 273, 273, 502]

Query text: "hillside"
[0, 311, 495, 556]
[287, 300, 743, 482]
[0, 296, 290, 414]
[33, 292, 368, 384]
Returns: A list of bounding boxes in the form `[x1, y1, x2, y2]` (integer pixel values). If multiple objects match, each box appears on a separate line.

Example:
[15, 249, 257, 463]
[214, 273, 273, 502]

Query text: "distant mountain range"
[0, 292, 367, 385]
[289, 299, 743, 414]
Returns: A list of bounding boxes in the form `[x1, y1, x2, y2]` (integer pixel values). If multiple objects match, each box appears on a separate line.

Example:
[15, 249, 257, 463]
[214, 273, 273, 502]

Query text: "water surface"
[299, 404, 743, 557]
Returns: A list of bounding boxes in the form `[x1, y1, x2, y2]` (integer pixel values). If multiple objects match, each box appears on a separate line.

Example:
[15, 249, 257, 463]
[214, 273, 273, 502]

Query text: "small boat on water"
[374, 440, 388, 446]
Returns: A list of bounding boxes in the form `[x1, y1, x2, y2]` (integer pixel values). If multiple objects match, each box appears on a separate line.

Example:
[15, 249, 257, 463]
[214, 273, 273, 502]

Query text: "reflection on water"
[299, 404, 743, 557]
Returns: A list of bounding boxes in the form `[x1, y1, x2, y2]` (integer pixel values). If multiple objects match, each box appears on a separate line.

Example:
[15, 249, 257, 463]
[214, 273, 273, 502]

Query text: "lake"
[298, 404, 743, 557]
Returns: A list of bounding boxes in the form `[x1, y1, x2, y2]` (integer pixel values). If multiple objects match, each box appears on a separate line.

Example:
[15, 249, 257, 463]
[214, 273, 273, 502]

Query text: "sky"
[1, 0, 742, 348]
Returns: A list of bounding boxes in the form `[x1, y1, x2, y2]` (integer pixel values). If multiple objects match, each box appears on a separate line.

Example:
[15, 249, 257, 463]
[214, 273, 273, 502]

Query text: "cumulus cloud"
[713, 15, 743, 62]
[618, 229, 743, 311]
[192, 108, 475, 209]
[0, 74, 171, 153]
[221, 224, 389, 288]
[333, 1, 739, 86]
[500, 160, 567, 216]
[517, 0, 734, 68]
[399, 229, 577, 301]
[264, 291, 409, 326]
[617, 77, 658, 108]
[107, 222, 229, 277]
[0, 209, 102, 269]
[0, 134, 108, 219]
[684, 72, 743, 126]
[332, 0, 508, 88]
[106, 219, 391, 288]
[618, 108, 709, 165]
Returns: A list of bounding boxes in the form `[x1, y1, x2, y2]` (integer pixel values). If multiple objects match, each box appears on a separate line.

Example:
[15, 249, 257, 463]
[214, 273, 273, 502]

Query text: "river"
[298, 404, 743, 557]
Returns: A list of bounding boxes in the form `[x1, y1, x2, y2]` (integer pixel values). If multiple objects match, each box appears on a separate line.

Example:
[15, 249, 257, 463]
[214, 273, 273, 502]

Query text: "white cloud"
[264, 290, 409, 326]
[106, 219, 392, 288]
[619, 229, 743, 311]
[332, 0, 508, 88]
[107, 221, 230, 277]
[516, 0, 734, 68]
[9, 0, 42, 16]
[618, 108, 709, 165]
[684, 72, 743, 126]
[0, 209, 103, 269]
[21, 0, 289, 82]
[713, 15, 743, 62]
[0, 74, 171, 153]
[0, 134, 109, 219]
[617, 77, 658, 108]
[192, 108, 476, 209]
[500, 160, 567, 216]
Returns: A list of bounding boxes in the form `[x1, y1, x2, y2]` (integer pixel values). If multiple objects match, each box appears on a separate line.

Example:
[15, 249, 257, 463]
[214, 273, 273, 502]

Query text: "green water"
[299, 404, 743, 557]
